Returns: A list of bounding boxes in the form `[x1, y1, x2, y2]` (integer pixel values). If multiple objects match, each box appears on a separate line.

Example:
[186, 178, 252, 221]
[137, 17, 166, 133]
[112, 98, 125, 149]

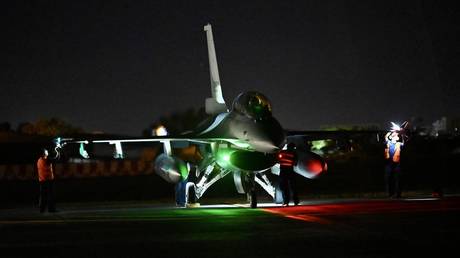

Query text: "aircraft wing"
[55, 135, 241, 159]
[286, 130, 384, 141]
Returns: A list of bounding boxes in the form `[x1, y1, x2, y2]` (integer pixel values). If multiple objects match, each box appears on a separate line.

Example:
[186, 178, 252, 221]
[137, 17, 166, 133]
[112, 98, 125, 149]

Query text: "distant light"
[155, 125, 168, 136]
[311, 140, 327, 150]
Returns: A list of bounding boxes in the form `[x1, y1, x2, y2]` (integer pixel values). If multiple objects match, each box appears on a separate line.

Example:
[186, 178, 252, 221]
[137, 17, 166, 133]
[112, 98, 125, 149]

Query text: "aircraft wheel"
[185, 182, 199, 207]
[188, 185, 196, 204]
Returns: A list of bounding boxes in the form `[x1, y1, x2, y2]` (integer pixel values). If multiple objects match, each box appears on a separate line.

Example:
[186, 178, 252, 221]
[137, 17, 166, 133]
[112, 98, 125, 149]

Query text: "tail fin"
[204, 23, 228, 115]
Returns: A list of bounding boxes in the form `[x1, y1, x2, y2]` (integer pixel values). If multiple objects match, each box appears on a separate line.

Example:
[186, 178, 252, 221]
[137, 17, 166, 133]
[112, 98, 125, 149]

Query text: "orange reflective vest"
[385, 142, 401, 163]
[278, 150, 296, 167]
[37, 157, 54, 182]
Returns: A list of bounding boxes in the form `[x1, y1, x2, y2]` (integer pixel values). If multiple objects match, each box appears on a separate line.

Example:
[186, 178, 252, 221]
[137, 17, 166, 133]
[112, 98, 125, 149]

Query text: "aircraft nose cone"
[252, 118, 285, 153]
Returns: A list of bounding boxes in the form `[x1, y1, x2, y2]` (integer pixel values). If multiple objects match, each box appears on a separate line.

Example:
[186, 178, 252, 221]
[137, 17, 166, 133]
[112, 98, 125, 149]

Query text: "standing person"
[384, 132, 404, 198]
[175, 176, 188, 207]
[37, 148, 57, 213]
[174, 162, 190, 207]
[278, 142, 299, 206]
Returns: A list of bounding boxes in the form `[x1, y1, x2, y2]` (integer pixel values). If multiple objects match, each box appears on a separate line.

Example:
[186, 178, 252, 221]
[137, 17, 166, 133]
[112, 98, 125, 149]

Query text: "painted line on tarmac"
[262, 207, 332, 224]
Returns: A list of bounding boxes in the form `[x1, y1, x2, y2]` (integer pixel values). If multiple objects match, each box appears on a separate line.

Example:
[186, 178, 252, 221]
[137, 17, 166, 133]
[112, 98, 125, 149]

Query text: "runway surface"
[1, 196, 459, 257]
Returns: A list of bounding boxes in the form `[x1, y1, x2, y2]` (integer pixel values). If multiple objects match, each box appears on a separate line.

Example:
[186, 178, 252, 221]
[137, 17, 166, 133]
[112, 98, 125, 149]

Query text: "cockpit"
[232, 92, 273, 120]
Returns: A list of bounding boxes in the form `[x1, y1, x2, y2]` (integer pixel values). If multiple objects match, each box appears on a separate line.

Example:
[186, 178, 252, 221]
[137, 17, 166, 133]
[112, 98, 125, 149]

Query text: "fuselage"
[198, 91, 286, 154]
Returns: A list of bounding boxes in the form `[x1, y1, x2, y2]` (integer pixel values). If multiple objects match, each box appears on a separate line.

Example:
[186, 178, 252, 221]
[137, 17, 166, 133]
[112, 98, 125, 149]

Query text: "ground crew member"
[278, 142, 299, 206]
[37, 148, 57, 213]
[175, 176, 188, 207]
[384, 132, 404, 198]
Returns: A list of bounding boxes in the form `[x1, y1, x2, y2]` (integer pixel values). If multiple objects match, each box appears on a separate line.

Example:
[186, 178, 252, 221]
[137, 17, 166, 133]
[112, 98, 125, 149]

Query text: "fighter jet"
[55, 24, 327, 208]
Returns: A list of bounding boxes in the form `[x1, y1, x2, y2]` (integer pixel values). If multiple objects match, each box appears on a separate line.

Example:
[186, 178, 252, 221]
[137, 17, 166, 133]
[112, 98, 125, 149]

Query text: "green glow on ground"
[108, 207, 265, 221]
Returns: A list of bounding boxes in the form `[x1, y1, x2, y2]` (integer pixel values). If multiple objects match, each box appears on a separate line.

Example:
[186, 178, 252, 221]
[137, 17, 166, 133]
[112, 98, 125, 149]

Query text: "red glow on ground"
[263, 197, 460, 224]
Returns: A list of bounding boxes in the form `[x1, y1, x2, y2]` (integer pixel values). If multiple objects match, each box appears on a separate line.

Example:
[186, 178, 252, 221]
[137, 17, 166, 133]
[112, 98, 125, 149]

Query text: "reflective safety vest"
[385, 142, 402, 163]
[278, 150, 296, 167]
[37, 157, 54, 182]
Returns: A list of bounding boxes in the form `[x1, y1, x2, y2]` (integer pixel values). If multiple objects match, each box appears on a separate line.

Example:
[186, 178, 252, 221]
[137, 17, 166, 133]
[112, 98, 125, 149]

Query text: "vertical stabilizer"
[204, 23, 228, 115]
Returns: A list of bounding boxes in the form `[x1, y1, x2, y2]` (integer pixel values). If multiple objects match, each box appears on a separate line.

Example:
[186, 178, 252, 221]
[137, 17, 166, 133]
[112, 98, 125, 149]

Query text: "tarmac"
[1, 194, 459, 258]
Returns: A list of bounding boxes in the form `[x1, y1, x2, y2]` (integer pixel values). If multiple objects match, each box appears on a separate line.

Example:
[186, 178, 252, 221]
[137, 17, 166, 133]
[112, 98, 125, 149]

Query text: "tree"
[17, 118, 84, 136]
[0, 122, 11, 132]
[17, 122, 35, 134]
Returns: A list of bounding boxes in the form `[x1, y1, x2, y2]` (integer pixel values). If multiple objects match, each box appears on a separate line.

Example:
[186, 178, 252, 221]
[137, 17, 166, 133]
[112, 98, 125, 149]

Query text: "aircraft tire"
[188, 185, 197, 204]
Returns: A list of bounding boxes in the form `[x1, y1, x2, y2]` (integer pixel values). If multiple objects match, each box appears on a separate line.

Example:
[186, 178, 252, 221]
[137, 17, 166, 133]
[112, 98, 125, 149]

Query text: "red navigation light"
[306, 160, 323, 174]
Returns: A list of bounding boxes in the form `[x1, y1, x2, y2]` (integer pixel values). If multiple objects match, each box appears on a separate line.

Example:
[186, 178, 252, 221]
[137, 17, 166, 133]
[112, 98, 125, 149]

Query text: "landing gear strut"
[247, 173, 257, 208]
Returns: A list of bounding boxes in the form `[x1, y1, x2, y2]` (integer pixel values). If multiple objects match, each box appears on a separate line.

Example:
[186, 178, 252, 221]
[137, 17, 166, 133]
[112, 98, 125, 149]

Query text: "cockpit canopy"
[232, 92, 272, 119]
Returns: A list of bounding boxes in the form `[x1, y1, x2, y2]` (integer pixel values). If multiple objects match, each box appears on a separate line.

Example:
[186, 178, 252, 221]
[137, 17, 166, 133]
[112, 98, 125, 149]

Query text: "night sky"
[1, 1, 459, 136]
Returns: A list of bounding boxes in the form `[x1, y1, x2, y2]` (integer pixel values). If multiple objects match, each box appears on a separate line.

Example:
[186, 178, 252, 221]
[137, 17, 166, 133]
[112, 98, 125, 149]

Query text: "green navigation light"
[216, 148, 235, 169]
